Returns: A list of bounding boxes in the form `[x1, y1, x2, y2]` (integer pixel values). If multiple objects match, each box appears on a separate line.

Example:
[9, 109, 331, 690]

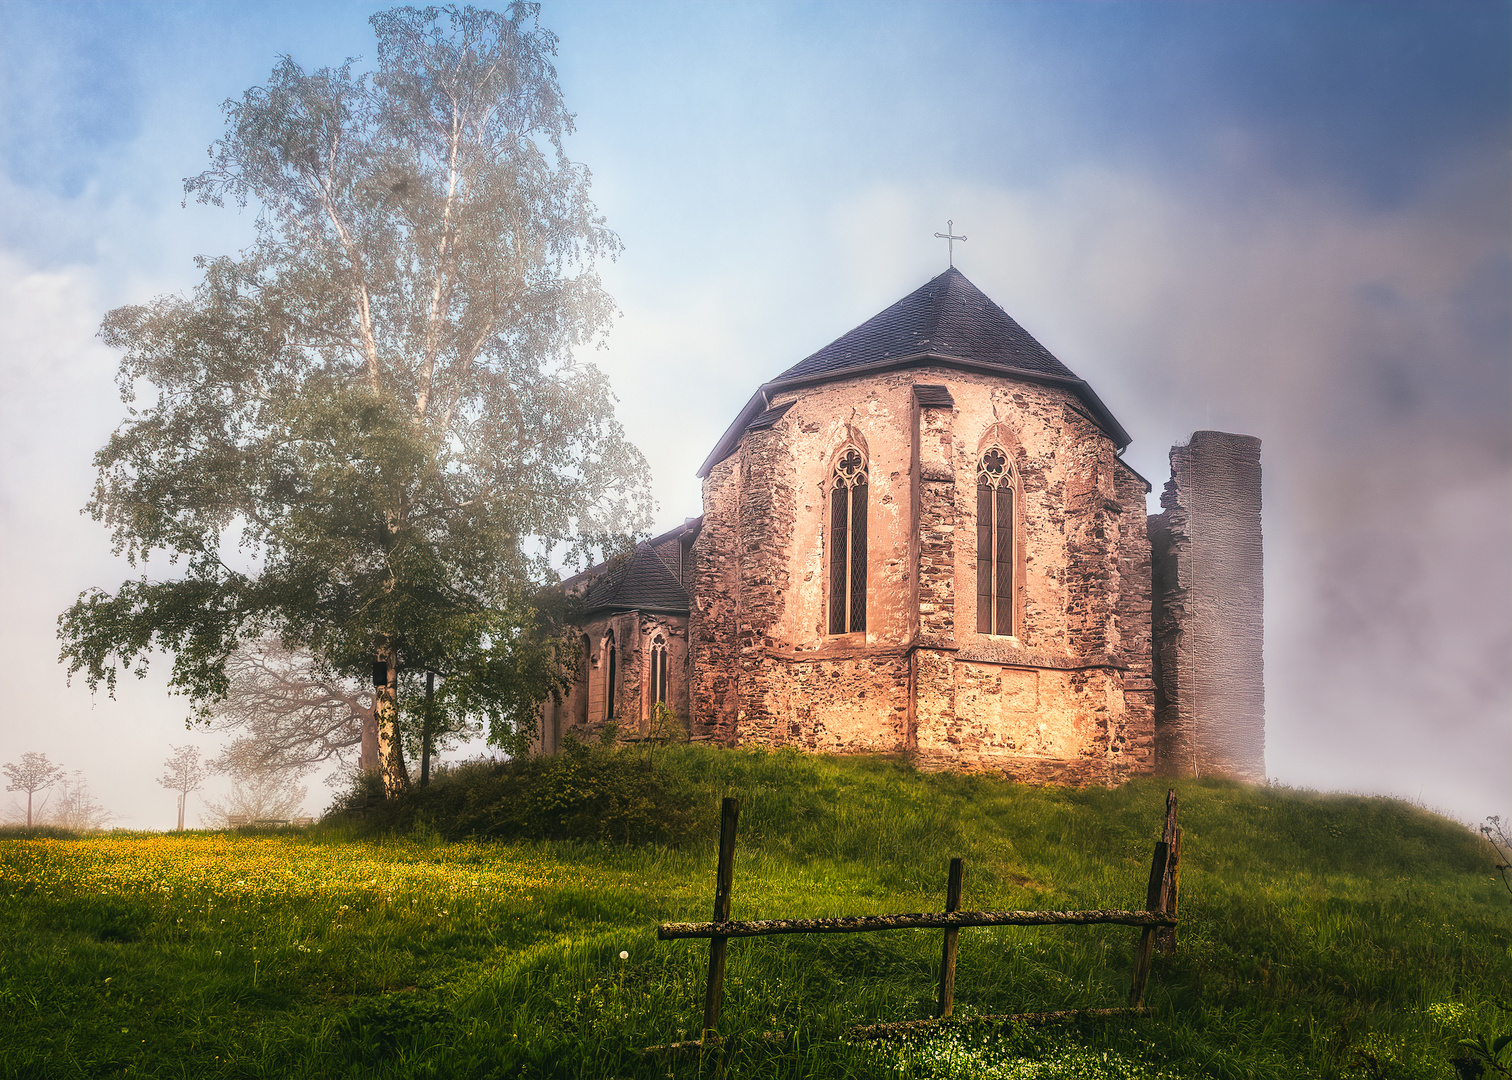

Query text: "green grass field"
[2, 747, 1508, 1078]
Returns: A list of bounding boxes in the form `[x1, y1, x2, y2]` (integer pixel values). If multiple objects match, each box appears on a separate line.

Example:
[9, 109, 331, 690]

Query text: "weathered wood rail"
[659, 908, 1176, 939]
[651, 790, 1184, 1048]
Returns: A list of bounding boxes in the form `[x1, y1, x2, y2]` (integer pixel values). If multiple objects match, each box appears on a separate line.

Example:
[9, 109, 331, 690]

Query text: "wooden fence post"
[936, 858, 965, 1018]
[702, 797, 740, 1036]
[1129, 788, 1178, 1007]
[1156, 790, 1181, 955]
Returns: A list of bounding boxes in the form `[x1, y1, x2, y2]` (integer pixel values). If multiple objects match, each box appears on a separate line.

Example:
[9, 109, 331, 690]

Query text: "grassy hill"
[1, 745, 1507, 1079]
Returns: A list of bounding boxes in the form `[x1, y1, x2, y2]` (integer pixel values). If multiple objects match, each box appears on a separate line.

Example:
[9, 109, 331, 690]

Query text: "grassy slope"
[1, 746, 1507, 1079]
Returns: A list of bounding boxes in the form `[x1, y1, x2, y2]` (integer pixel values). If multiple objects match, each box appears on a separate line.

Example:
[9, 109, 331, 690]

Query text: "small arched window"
[603, 632, 617, 720]
[649, 634, 668, 705]
[976, 447, 1015, 636]
[828, 445, 869, 635]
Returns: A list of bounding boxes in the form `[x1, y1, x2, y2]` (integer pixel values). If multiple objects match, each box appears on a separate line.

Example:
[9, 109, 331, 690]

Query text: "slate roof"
[696, 268, 1133, 477]
[562, 519, 701, 616]
[777, 267, 1080, 384]
[577, 547, 688, 614]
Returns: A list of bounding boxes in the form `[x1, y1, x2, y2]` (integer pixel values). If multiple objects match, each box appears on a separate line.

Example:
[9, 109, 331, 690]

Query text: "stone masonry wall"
[733, 425, 800, 744]
[690, 457, 742, 741]
[911, 369, 1155, 782]
[1112, 460, 1157, 775]
[1149, 431, 1265, 781]
[691, 363, 1157, 785]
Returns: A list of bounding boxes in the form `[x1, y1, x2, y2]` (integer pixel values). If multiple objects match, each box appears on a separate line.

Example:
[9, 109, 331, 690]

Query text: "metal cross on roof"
[934, 220, 967, 267]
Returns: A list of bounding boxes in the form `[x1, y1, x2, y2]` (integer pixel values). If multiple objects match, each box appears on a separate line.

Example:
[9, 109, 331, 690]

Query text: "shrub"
[325, 739, 699, 845]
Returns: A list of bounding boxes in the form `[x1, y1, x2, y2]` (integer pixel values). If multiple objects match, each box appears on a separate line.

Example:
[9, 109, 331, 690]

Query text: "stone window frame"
[826, 441, 870, 637]
[974, 440, 1023, 640]
[601, 631, 617, 721]
[577, 633, 591, 727]
[647, 631, 669, 709]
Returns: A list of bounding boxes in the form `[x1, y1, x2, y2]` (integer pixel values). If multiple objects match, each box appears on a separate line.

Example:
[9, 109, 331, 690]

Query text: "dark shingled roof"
[559, 519, 702, 616]
[696, 269, 1133, 477]
[776, 267, 1079, 384]
[579, 545, 689, 615]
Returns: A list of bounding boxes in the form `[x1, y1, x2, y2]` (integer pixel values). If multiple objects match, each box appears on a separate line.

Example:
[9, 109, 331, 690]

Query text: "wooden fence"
[654, 789, 1184, 1043]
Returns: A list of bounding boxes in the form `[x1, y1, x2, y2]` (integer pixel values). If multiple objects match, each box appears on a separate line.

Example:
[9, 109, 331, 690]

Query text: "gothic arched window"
[577, 634, 591, 726]
[828, 445, 869, 635]
[976, 446, 1015, 636]
[649, 633, 668, 705]
[603, 632, 617, 720]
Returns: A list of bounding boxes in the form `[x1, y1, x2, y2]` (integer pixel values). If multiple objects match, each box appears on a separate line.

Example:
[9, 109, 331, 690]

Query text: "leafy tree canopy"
[58, 3, 652, 781]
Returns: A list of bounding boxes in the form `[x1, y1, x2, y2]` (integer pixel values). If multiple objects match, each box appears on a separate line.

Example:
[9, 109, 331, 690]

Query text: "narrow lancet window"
[603, 632, 617, 720]
[650, 634, 668, 705]
[828, 446, 869, 634]
[577, 634, 591, 725]
[976, 447, 1014, 636]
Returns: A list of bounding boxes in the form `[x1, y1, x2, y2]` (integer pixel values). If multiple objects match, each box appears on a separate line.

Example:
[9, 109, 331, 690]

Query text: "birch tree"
[58, 4, 652, 796]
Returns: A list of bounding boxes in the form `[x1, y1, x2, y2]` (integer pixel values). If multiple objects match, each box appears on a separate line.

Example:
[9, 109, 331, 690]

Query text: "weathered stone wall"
[1113, 460, 1157, 775]
[690, 363, 1157, 784]
[749, 647, 911, 751]
[537, 610, 692, 752]
[1149, 431, 1265, 781]
[732, 425, 799, 743]
[690, 457, 742, 741]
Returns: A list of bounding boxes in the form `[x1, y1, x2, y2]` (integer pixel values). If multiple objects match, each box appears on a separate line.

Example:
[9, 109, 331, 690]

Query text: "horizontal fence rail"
[648, 790, 1184, 1049]
[658, 908, 1177, 940]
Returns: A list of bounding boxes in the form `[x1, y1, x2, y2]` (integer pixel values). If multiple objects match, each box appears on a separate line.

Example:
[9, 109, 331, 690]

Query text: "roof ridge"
[774, 267, 1078, 386]
[696, 269, 1135, 478]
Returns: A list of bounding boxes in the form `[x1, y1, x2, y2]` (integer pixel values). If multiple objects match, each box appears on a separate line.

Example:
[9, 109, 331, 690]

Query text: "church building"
[540, 267, 1265, 785]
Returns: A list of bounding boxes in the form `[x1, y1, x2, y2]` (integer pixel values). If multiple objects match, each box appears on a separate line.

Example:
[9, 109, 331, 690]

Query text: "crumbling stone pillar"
[1149, 431, 1265, 781]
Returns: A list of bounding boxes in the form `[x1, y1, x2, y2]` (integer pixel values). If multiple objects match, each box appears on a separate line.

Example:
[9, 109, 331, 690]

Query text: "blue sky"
[0, 1, 1507, 827]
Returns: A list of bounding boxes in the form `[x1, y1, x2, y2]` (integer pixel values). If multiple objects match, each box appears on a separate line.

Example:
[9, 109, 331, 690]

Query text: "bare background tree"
[209, 637, 373, 775]
[50, 771, 114, 831]
[3, 752, 65, 827]
[158, 746, 214, 831]
[202, 744, 309, 827]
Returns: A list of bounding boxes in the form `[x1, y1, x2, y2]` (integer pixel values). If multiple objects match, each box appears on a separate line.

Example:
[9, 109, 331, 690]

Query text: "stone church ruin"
[539, 268, 1264, 784]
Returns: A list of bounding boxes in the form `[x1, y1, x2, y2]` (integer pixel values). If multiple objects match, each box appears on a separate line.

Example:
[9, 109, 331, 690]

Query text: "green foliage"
[331, 740, 699, 845]
[56, 4, 652, 756]
[2, 749, 1509, 1078]
[648, 701, 688, 742]
[1458, 1031, 1512, 1076]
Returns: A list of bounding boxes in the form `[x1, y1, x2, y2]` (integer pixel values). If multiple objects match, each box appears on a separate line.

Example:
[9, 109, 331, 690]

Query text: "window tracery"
[829, 445, 869, 635]
[649, 633, 668, 705]
[976, 446, 1015, 636]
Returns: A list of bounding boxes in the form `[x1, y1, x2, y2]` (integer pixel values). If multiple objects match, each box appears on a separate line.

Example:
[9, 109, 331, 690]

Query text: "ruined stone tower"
[541, 270, 1265, 786]
[1148, 432, 1265, 782]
